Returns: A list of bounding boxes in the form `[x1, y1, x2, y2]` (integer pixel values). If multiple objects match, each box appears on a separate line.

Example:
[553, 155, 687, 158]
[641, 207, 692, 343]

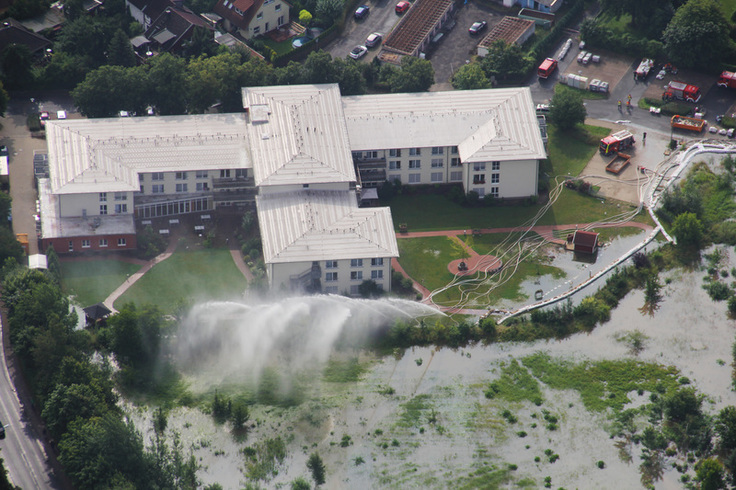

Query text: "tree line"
[70, 50, 434, 118]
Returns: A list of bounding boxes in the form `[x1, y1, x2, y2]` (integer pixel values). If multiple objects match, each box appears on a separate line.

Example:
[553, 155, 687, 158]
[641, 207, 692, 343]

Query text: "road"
[326, 0, 404, 61]
[0, 92, 73, 489]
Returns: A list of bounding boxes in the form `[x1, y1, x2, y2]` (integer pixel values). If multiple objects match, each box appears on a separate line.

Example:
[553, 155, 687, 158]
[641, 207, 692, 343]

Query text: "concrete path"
[230, 243, 255, 282]
[392, 221, 653, 314]
[102, 237, 178, 312]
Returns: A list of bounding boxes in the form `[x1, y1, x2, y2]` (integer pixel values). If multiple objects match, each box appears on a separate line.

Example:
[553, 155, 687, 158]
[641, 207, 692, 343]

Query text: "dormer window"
[256, 12, 263, 19]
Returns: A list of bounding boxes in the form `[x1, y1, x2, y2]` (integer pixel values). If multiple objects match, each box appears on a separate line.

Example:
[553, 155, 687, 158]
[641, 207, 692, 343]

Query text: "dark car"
[468, 21, 487, 35]
[0, 420, 5, 439]
[354, 5, 369, 19]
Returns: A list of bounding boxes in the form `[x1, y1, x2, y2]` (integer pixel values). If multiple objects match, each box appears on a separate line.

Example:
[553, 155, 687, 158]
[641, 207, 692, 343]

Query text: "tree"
[55, 17, 111, 67]
[358, 279, 383, 298]
[389, 56, 434, 93]
[291, 477, 311, 490]
[697, 458, 726, 490]
[72, 65, 148, 117]
[549, 89, 586, 130]
[451, 63, 491, 90]
[187, 52, 245, 113]
[479, 40, 529, 82]
[306, 452, 326, 486]
[299, 9, 313, 25]
[334, 58, 366, 95]
[42, 383, 111, 440]
[671, 212, 704, 249]
[105, 303, 166, 369]
[0, 80, 8, 117]
[181, 26, 218, 60]
[0, 44, 34, 90]
[717, 406, 736, 453]
[107, 29, 137, 67]
[62, 0, 86, 21]
[316, 0, 343, 24]
[231, 401, 250, 431]
[148, 54, 189, 115]
[662, 0, 731, 70]
[303, 50, 337, 84]
[41, 52, 92, 90]
[664, 388, 702, 423]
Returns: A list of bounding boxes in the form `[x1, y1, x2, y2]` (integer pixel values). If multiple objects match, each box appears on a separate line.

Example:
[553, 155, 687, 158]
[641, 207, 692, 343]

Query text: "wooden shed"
[566, 230, 599, 254]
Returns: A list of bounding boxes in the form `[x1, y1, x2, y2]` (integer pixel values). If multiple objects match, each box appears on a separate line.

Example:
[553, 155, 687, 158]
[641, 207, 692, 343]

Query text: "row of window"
[472, 173, 500, 185]
[353, 146, 461, 160]
[99, 192, 127, 202]
[141, 183, 211, 194]
[388, 158, 463, 171]
[324, 284, 385, 295]
[251, 15, 286, 34]
[326, 270, 383, 281]
[136, 197, 209, 219]
[326, 258, 384, 268]
[141, 169, 247, 182]
[472, 187, 500, 198]
[71, 237, 127, 251]
[388, 172, 463, 184]
[99, 204, 128, 215]
[473, 162, 501, 172]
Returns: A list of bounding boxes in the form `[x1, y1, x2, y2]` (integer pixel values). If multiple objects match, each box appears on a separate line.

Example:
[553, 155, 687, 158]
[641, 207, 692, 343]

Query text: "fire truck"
[599, 130, 635, 156]
[662, 81, 702, 103]
[718, 71, 736, 89]
[537, 58, 558, 79]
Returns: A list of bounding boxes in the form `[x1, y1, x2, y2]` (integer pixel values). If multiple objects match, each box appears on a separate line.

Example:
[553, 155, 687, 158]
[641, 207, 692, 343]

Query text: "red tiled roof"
[213, 0, 263, 31]
[478, 16, 534, 48]
[383, 0, 453, 56]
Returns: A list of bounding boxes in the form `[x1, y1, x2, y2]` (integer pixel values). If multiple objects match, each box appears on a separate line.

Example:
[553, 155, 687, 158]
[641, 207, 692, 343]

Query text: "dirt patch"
[561, 49, 632, 95]
[643, 68, 716, 103]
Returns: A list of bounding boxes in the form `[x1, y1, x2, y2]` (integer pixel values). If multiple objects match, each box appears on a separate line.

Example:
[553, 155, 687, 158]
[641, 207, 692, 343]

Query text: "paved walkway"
[392, 221, 653, 314]
[229, 242, 255, 282]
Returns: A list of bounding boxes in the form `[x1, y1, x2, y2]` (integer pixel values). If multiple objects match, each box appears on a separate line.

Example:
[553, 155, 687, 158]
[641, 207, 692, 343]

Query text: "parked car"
[728, 128, 734, 138]
[536, 103, 551, 114]
[39, 111, 49, 127]
[468, 21, 487, 35]
[366, 32, 382, 48]
[354, 5, 369, 19]
[349, 45, 368, 60]
[0, 420, 5, 439]
[719, 128, 728, 136]
[395, 1, 410, 13]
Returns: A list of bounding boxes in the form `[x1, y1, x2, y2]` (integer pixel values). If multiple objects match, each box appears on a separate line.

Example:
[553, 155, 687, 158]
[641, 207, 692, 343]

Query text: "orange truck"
[670, 115, 706, 132]
[599, 130, 635, 156]
[537, 58, 558, 79]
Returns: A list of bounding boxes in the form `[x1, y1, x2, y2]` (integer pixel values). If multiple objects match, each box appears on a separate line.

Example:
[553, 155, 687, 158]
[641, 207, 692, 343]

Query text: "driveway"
[326, 0, 404, 62]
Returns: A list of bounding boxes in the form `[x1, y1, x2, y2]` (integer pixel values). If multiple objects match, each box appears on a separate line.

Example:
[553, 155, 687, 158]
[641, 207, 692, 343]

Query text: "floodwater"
[124, 256, 735, 489]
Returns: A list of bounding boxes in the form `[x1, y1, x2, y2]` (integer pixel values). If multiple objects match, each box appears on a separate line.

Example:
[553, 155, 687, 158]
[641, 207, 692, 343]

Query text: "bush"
[703, 280, 732, 301]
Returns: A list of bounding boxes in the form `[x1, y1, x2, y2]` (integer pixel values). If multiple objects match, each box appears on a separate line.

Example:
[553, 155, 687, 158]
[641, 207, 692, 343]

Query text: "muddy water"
[123, 260, 734, 489]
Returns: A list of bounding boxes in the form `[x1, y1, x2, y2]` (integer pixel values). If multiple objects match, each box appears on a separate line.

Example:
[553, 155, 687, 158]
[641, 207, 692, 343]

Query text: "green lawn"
[262, 38, 294, 57]
[115, 249, 248, 313]
[546, 124, 611, 178]
[61, 260, 142, 307]
[396, 235, 565, 306]
[386, 188, 640, 232]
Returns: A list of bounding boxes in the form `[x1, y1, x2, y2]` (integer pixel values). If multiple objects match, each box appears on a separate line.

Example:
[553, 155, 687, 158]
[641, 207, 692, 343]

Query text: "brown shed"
[566, 230, 599, 254]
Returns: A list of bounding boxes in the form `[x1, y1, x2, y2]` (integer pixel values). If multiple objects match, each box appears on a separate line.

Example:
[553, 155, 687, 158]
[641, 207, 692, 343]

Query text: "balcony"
[212, 176, 255, 190]
[212, 189, 257, 203]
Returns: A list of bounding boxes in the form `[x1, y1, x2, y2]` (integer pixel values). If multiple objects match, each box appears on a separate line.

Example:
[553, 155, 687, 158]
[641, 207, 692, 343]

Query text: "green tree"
[105, 303, 166, 369]
[697, 458, 726, 490]
[671, 212, 704, 249]
[291, 476, 311, 490]
[59, 414, 151, 489]
[72, 65, 148, 117]
[231, 401, 250, 431]
[42, 383, 111, 440]
[335, 58, 367, 95]
[664, 388, 702, 423]
[662, 0, 731, 70]
[6, 0, 51, 19]
[549, 89, 586, 130]
[0, 80, 8, 117]
[148, 54, 188, 115]
[62, 0, 86, 21]
[55, 17, 111, 67]
[451, 63, 491, 90]
[306, 452, 326, 486]
[717, 406, 736, 453]
[358, 279, 383, 298]
[316, 0, 343, 23]
[41, 52, 92, 89]
[299, 9, 313, 25]
[107, 29, 137, 67]
[303, 50, 337, 84]
[479, 40, 529, 82]
[181, 26, 218, 60]
[0, 43, 34, 90]
[390, 56, 434, 93]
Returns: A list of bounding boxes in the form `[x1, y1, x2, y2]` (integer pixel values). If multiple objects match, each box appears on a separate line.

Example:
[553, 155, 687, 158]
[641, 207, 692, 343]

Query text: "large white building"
[38, 84, 545, 294]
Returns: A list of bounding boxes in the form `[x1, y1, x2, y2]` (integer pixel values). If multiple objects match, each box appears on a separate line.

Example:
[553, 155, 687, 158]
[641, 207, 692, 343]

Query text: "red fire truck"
[537, 58, 558, 79]
[662, 81, 702, 103]
[599, 130, 635, 156]
[718, 71, 736, 89]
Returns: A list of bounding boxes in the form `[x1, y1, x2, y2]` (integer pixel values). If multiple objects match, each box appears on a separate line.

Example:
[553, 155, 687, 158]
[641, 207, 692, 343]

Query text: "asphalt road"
[327, 0, 405, 61]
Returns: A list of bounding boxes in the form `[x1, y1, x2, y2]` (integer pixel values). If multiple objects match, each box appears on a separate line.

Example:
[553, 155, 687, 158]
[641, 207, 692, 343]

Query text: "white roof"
[256, 190, 398, 264]
[28, 254, 48, 269]
[242, 84, 357, 187]
[342, 87, 547, 163]
[45, 113, 250, 194]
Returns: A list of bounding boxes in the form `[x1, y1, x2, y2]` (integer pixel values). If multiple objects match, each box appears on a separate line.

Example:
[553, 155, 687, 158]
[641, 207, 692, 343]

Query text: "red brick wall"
[41, 233, 138, 254]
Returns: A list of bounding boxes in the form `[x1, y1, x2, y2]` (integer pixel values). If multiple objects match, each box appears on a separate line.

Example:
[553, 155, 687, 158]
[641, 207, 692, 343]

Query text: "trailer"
[671, 115, 706, 132]
[634, 59, 654, 80]
[599, 130, 635, 156]
[560, 73, 588, 89]
[662, 81, 702, 103]
[718, 71, 736, 89]
[606, 152, 632, 174]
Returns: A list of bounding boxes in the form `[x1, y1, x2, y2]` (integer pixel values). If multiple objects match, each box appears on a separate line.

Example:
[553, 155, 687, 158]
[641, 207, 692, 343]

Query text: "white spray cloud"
[172, 295, 441, 391]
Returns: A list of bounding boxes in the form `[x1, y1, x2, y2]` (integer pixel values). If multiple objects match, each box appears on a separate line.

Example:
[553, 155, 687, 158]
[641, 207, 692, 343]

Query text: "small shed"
[566, 230, 599, 254]
[83, 302, 112, 324]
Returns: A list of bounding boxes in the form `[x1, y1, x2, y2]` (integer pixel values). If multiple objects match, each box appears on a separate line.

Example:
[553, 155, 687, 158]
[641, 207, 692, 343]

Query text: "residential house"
[143, 3, 214, 54]
[214, 0, 289, 39]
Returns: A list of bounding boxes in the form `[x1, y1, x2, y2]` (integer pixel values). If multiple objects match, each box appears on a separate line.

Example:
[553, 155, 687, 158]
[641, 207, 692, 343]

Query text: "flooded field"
[124, 256, 734, 489]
